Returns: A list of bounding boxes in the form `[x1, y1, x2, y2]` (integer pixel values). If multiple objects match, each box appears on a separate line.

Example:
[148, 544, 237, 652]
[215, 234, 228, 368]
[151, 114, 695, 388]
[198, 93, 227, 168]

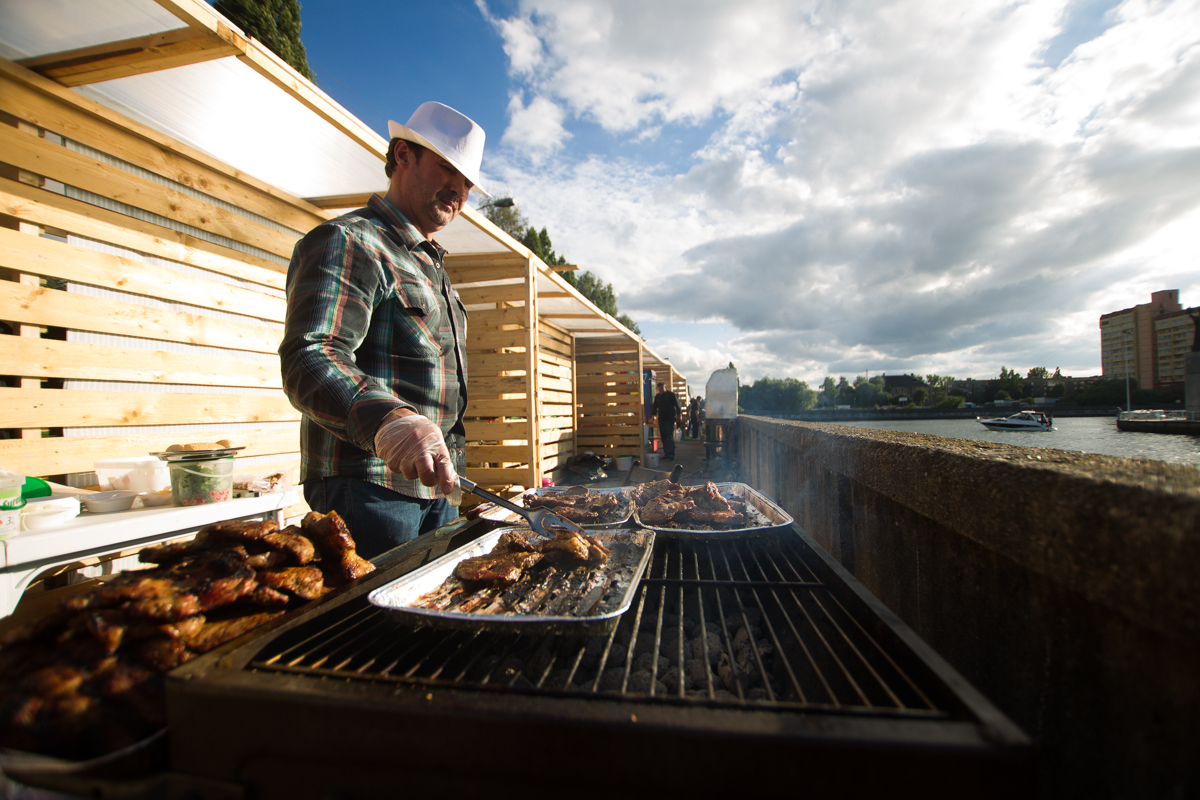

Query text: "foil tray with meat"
[368, 526, 655, 636]
[477, 485, 636, 529]
[631, 481, 795, 538]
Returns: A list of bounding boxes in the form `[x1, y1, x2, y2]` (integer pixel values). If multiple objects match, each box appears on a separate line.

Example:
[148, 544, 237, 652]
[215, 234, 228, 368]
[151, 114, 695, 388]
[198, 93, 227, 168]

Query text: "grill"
[167, 519, 1034, 799]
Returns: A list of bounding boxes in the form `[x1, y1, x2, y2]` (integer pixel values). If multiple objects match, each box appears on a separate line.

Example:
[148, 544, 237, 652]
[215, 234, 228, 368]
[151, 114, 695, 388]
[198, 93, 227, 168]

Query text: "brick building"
[1099, 290, 1195, 390]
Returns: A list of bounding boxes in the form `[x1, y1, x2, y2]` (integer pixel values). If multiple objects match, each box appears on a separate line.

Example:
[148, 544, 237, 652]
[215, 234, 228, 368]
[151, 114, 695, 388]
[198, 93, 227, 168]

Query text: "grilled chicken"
[302, 511, 375, 585]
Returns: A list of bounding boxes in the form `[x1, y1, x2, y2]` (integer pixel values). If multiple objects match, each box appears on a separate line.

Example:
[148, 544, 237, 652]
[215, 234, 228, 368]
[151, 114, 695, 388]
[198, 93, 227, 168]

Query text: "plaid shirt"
[280, 194, 468, 499]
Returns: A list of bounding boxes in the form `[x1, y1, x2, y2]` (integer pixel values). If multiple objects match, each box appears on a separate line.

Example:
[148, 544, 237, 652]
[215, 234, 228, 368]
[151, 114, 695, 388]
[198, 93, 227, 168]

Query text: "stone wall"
[736, 416, 1200, 799]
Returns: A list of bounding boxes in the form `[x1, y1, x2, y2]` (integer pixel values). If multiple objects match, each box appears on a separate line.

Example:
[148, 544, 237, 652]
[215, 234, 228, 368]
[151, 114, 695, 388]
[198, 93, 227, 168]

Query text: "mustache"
[435, 190, 461, 208]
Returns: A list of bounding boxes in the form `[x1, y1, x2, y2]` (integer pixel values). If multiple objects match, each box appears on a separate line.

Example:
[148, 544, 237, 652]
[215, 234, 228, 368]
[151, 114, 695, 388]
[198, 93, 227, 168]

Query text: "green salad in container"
[169, 457, 233, 506]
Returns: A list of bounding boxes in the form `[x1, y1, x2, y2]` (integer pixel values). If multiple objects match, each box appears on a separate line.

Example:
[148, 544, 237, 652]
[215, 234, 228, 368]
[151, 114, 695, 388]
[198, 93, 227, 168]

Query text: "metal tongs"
[457, 477, 587, 538]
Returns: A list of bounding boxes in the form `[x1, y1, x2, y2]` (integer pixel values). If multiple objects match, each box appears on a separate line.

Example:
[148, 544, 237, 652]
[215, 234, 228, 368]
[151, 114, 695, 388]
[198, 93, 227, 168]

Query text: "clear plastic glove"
[374, 413, 458, 496]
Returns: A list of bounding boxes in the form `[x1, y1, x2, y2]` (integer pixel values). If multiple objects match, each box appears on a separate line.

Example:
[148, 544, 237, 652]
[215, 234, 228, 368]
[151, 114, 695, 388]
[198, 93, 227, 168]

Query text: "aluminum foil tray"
[477, 486, 636, 529]
[633, 482, 795, 539]
[368, 527, 655, 636]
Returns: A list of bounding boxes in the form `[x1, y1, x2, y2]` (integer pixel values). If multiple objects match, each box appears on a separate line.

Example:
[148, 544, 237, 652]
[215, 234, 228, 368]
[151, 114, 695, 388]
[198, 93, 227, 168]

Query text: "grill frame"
[166, 518, 1034, 799]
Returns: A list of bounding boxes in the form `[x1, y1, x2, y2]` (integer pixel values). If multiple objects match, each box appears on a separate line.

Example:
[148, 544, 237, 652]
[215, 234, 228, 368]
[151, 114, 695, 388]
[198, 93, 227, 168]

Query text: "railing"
[735, 415, 1200, 800]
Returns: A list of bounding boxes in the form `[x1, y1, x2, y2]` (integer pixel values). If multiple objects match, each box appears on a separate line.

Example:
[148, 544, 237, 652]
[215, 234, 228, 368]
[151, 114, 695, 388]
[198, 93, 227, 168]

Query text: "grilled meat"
[0, 510, 369, 761]
[302, 511, 375, 585]
[633, 478, 680, 506]
[455, 551, 543, 583]
[256, 566, 327, 601]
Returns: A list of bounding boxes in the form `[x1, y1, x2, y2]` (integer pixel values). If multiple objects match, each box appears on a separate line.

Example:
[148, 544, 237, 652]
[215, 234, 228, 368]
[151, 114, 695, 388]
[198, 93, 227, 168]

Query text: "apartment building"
[1099, 290, 1194, 390]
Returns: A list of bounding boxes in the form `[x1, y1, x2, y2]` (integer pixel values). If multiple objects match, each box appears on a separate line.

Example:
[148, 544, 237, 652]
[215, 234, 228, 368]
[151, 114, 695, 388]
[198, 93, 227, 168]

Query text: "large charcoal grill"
[166, 519, 1033, 799]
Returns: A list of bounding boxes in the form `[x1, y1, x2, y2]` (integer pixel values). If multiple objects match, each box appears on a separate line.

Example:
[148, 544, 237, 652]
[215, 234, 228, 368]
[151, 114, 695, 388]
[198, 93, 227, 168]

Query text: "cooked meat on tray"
[634, 480, 754, 529]
[419, 528, 612, 616]
[522, 486, 630, 524]
[0, 510, 373, 760]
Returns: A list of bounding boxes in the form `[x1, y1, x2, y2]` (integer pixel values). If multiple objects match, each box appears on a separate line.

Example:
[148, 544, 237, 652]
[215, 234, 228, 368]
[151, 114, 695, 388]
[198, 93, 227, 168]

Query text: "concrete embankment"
[764, 406, 1119, 422]
[736, 415, 1199, 800]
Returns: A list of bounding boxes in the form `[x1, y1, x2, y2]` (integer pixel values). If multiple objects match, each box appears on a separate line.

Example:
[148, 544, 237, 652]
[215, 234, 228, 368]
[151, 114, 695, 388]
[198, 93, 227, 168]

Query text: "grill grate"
[248, 532, 946, 720]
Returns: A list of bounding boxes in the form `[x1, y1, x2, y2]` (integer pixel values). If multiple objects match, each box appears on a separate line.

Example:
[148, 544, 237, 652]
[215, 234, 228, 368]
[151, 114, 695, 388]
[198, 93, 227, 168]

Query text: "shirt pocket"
[390, 280, 443, 356]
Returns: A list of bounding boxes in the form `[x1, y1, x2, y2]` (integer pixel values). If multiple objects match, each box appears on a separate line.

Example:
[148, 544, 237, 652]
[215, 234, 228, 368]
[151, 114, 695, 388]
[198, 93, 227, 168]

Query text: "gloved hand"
[374, 412, 457, 497]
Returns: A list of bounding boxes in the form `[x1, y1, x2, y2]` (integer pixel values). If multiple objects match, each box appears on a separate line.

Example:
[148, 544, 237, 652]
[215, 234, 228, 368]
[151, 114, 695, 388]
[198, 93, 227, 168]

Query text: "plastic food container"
[1, 497, 24, 538]
[95, 457, 171, 493]
[644, 452, 661, 468]
[21, 496, 81, 530]
[80, 490, 138, 513]
[139, 488, 175, 507]
[168, 456, 234, 506]
[615, 456, 633, 471]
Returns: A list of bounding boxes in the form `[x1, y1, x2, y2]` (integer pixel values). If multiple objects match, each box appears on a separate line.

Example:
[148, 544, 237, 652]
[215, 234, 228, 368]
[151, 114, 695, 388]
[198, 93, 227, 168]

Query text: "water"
[823, 416, 1200, 466]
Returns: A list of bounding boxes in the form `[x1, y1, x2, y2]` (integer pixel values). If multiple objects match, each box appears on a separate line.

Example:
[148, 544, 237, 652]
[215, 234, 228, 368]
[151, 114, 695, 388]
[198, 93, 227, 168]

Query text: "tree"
[214, 0, 315, 81]
[912, 388, 927, 407]
[1027, 367, 1050, 379]
[936, 394, 965, 409]
[481, 204, 529, 240]
[739, 377, 817, 414]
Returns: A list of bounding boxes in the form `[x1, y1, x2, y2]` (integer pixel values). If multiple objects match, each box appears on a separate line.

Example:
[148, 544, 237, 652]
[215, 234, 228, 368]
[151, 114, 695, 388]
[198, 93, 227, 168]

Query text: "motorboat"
[977, 410, 1055, 431]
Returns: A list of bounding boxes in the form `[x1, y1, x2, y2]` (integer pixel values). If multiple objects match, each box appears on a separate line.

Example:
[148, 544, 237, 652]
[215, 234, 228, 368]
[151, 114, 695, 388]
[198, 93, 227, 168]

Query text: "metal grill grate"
[248, 532, 946, 720]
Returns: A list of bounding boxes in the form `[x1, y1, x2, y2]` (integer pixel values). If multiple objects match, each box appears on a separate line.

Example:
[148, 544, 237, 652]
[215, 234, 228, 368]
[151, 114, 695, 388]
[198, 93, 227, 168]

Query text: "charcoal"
[626, 671, 667, 695]
[685, 658, 711, 687]
[598, 667, 626, 691]
[632, 652, 669, 675]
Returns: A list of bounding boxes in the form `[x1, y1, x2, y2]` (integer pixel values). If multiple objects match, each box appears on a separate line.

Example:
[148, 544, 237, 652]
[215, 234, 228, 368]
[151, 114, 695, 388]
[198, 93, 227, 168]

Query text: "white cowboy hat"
[389, 102, 489, 197]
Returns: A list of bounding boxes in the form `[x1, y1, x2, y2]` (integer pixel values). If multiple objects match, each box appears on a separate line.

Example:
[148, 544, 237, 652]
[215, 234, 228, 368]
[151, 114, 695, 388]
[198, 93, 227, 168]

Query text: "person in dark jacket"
[652, 382, 680, 460]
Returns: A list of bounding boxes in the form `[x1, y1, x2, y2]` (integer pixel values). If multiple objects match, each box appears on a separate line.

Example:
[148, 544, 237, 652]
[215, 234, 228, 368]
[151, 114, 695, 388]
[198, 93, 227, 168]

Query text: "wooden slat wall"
[538, 320, 575, 480]
[575, 336, 644, 460]
[0, 57, 326, 496]
[450, 254, 539, 493]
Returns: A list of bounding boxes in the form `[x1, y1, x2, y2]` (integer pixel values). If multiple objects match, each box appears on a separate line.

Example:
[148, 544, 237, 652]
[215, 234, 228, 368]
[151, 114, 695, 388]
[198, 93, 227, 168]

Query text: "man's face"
[389, 141, 473, 238]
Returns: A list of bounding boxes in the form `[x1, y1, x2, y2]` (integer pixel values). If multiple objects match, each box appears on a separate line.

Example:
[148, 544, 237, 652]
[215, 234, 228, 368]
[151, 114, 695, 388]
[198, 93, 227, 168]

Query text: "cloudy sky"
[298, 0, 1200, 391]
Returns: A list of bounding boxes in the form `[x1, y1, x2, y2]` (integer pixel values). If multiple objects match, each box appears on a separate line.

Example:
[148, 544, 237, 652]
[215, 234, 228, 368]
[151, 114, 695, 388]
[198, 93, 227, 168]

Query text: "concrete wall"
[736, 416, 1200, 799]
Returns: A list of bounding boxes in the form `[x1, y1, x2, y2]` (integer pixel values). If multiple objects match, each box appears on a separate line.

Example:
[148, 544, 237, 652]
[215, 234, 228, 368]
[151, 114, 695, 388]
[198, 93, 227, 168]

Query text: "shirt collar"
[369, 194, 448, 261]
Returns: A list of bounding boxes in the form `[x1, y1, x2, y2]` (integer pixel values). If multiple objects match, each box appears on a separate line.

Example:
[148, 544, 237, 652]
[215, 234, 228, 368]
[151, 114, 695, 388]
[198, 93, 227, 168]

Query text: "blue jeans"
[303, 477, 458, 561]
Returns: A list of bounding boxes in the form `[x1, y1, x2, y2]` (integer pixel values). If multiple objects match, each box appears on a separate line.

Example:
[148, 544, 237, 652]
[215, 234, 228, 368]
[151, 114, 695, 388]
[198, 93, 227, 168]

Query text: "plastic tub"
[95, 457, 171, 493]
[20, 496, 80, 530]
[644, 453, 662, 468]
[615, 456, 633, 471]
[168, 456, 234, 506]
[81, 491, 138, 513]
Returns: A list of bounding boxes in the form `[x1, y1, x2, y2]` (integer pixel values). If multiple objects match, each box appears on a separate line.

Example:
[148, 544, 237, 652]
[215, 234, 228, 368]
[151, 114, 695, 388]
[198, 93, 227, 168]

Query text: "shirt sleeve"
[279, 222, 409, 453]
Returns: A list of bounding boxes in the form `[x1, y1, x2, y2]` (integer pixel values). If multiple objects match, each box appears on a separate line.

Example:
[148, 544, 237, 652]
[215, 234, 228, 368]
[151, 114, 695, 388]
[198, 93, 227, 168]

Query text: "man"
[279, 101, 487, 560]
[652, 382, 680, 460]
[688, 395, 701, 439]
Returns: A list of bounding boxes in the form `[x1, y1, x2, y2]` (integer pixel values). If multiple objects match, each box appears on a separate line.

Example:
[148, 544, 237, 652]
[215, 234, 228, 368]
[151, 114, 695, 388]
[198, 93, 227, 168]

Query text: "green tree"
[214, 0, 315, 80]
[912, 388, 927, 407]
[740, 377, 817, 414]
[937, 394, 965, 409]
[481, 204, 529, 240]
[1027, 367, 1050, 379]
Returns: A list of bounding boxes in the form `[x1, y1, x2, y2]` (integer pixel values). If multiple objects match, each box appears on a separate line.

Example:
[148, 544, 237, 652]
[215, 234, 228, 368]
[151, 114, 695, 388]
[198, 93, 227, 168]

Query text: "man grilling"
[652, 382, 680, 461]
[280, 102, 487, 560]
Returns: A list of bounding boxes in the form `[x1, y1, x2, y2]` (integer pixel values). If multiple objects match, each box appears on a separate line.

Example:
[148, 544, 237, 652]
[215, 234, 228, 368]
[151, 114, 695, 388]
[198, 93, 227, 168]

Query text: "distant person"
[652, 382, 680, 460]
[688, 395, 701, 439]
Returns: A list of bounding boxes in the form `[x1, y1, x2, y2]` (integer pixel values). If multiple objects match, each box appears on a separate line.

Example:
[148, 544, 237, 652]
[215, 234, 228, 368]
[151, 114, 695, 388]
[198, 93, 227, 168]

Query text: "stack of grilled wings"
[633, 479, 752, 528]
[0, 511, 372, 760]
[522, 485, 629, 525]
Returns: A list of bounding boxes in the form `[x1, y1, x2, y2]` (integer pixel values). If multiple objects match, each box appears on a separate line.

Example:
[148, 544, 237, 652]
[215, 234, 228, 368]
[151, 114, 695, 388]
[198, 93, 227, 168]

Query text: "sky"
[294, 0, 1200, 392]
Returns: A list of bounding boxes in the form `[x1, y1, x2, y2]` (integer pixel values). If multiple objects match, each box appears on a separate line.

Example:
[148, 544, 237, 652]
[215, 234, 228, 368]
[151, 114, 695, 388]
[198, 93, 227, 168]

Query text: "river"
[822, 416, 1200, 466]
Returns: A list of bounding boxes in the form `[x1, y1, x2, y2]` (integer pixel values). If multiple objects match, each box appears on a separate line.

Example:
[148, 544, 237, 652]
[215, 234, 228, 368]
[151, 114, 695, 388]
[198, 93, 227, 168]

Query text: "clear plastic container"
[168, 457, 234, 506]
[95, 457, 171, 493]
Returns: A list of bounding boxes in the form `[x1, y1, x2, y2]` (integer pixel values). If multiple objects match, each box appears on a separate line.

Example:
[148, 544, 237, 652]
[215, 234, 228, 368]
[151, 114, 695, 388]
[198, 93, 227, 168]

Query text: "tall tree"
[1027, 367, 1050, 379]
[214, 0, 315, 80]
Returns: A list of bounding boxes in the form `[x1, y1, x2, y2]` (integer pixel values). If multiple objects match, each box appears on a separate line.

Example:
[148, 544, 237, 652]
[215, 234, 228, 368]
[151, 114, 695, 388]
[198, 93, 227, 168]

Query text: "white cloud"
[480, 0, 1200, 387]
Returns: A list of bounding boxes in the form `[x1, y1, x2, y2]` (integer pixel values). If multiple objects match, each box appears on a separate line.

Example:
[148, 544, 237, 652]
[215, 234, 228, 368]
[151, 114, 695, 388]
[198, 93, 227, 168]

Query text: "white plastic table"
[0, 489, 300, 618]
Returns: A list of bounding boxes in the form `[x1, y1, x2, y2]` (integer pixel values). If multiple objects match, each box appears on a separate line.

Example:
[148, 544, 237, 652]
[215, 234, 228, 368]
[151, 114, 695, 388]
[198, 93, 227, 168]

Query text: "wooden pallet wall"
[0, 57, 325, 491]
[575, 335, 644, 461]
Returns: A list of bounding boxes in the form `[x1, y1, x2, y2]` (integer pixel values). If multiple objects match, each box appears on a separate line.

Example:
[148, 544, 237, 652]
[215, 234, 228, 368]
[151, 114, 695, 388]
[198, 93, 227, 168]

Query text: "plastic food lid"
[22, 476, 51, 501]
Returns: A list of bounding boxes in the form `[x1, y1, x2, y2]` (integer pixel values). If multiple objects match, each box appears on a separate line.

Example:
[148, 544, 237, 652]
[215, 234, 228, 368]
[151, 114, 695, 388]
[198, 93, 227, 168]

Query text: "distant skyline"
[289, 0, 1200, 391]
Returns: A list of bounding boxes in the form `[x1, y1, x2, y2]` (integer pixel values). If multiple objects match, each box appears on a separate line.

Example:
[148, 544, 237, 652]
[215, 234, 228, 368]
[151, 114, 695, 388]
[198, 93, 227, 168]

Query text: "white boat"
[977, 411, 1055, 432]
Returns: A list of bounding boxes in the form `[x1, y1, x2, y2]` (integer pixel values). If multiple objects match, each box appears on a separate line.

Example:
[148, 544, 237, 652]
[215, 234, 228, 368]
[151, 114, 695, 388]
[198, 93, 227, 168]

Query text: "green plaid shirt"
[280, 194, 468, 499]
